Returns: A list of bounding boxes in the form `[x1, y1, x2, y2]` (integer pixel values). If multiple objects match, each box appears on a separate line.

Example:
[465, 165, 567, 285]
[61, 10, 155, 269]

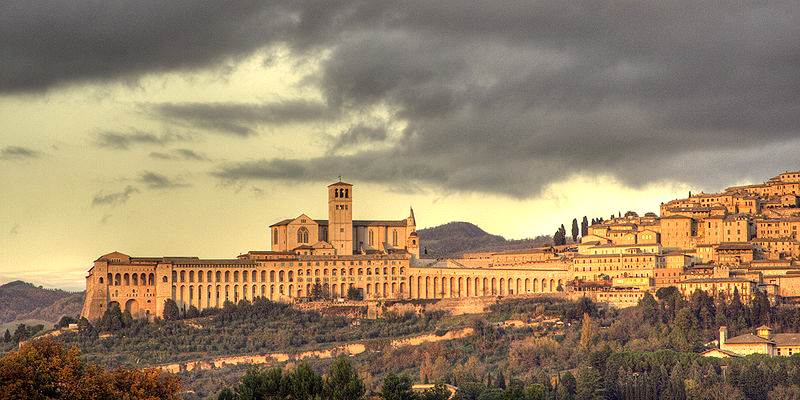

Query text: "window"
[393, 231, 398, 246]
[297, 227, 309, 244]
[369, 231, 374, 246]
[273, 229, 278, 245]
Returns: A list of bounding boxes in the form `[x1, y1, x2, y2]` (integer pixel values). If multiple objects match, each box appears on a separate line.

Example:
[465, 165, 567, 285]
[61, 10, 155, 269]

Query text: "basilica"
[81, 182, 568, 321]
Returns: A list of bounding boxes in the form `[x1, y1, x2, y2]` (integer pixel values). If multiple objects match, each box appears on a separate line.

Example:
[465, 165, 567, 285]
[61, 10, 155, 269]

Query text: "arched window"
[393, 230, 398, 246]
[297, 227, 309, 244]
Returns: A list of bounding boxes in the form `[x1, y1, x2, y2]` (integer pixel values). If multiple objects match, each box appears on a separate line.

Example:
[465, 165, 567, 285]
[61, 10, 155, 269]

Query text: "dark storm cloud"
[148, 100, 330, 136]
[91, 186, 139, 207]
[328, 124, 389, 151]
[1, 146, 41, 160]
[6, 0, 799, 196]
[139, 171, 190, 189]
[95, 131, 189, 150]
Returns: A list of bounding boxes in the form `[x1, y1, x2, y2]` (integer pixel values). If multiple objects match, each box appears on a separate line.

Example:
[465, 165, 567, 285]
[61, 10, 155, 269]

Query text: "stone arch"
[108, 300, 120, 310]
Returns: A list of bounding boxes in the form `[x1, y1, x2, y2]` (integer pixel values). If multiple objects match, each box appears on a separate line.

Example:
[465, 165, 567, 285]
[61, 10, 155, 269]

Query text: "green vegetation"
[7, 287, 800, 398]
[0, 280, 80, 323]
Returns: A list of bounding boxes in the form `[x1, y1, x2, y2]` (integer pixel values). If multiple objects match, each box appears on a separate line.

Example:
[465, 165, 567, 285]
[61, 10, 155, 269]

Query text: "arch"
[384, 282, 389, 297]
[425, 276, 431, 299]
[458, 277, 463, 297]
[124, 273, 130, 286]
[341, 283, 347, 298]
[233, 271, 239, 282]
[189, 271, 194, 283]
[208, 271, 213, 282]
[224, 271, 230, 282]
[189, 285, 195, 306]
[261, 271, 266, 282]
[216, 271, 221, 282]
[179, 271, 184, 283]
[533, 278, 538, 292]
[400, 282, 406, 297]
[242, 285, 248, 300]
[288, 285, 293, 297]
[132, 274, 139, 286]
[279, 270, 285, 282]
[433, 277, 440, 298]
[525, 278, 530, 293]
[333, 284, 339, 298]
[270, 271, 275, 282]
[491, 278, 497, 296]
[366, 283, 371, 296]
[242, 270, 248, 282]
[541, 279, 546, 292]
[99, 277, 104, 284]
[288, 271, 294, 282]
[499, 278, 505, 295]
[391, 282, 396, 296]
[253, 270, 258, 282]
[483, 277, 488, 296]
[550, 279, 555, 292]
[108, 300, 120, 310]
[216, 285, 221, 307]
[149, 273, 155, 285]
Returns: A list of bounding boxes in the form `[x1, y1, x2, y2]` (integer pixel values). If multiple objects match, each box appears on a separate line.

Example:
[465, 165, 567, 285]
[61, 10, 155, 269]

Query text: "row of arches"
[408, 275, 563, 299]
[105, 273, 155, 286]
[171, 267, 405, 284]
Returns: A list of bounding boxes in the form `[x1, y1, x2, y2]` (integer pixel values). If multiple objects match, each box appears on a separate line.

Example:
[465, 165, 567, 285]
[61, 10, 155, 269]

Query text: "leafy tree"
[381, 372, 417, 400]
[348, 286, 364, 301]
[186, 305, 200, 319]
[57, 315, 78, 329]
[421, 383, 451, 400]
[323, 356, 365, 400]
[11, 324, 29, 343]
[0, 338, 181, 399]
[575, 366, 604, 400]
[310, 282, 323, 301]
[2, 329, 10, 343]
[453, 382, 487, 400]
[163, 299, 180, 321]
[236, 365, 286, 400]
[571, 218, 579, 242]
[217, 387, 237, 400]
[559, 371, 577, 400]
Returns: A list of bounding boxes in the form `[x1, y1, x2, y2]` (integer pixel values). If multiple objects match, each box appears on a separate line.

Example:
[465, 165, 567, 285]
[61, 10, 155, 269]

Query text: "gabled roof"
[724, 333, 774, 345]
[328, 181, 353, 187]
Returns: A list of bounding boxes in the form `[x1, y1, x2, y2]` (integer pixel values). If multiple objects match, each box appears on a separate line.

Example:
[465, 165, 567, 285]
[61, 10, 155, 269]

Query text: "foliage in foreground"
[0, 338, 181, 400]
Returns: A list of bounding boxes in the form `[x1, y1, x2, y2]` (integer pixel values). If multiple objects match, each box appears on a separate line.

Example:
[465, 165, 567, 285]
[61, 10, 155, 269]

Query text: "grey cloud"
[1, 146, 41, 160]
[139, 171, 190, 189]
[92, 186, 139, 207]
[5, 0, 799, 197]
[328, 124, 389, 151]
[149, 148, 210, 161]
[95, 130, 188, 150]
[149, 100, 330, 136]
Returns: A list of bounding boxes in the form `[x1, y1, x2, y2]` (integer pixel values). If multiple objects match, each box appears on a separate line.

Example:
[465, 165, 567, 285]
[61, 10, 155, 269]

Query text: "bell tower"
[328, 181, 353, 255]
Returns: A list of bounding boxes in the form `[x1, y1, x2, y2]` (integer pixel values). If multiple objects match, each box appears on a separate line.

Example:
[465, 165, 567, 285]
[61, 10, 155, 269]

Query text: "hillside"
[417, 221, 552, 256]
[0, 281, 78, 323]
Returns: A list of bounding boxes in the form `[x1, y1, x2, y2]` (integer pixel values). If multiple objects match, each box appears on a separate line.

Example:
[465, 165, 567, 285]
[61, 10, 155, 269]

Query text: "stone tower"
[328, 181, 353, 255]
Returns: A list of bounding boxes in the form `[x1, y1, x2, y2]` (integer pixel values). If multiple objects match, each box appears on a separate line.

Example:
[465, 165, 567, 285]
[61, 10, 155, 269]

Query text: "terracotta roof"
[724, 333, 774, 345]
[773, 333, 800, 346]
[328, 181, 353, 186]
[679, 277, 752, 284]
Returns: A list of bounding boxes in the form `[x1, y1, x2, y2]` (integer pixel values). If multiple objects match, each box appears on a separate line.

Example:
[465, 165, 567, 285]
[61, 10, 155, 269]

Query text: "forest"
[5, 287, 800, 399]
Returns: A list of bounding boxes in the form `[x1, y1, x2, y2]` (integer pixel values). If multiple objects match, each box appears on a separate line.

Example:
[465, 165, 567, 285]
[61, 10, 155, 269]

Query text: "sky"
[1, 1, 799, 291]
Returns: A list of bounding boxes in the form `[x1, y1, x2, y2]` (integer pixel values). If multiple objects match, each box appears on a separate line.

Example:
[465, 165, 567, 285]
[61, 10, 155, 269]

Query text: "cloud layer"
[5, 1, 799, 197]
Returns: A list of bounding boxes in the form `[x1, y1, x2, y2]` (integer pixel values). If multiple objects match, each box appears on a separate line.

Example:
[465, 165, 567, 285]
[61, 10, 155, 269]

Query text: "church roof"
[328, 181, 353, 187]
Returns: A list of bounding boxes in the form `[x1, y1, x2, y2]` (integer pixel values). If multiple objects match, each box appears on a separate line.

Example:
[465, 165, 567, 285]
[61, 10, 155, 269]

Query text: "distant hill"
[0, 281, 79, 323]
[417, 222, 553, 256]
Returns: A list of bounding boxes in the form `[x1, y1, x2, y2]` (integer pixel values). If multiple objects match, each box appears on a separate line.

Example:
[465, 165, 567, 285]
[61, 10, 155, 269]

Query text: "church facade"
[81, 181, 570, 321]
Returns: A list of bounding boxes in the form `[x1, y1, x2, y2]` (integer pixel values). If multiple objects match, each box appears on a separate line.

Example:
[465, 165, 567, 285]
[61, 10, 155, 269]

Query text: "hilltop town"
[81, 170, 800, 320]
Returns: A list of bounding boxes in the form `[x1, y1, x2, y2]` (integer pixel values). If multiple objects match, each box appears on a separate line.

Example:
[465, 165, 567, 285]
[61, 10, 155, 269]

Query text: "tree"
[0, 338, 181, 399]
[347, 286, 364, 301]
[571, 218, 579, 242]
[186, 305, 200, 319]
[421, 383, 451, 400]
[100, 303, 124, 331]
[163, 299, 180, 321]
[559, 371, 577, 400]
[575, 366, 604, 400]
[2, 329, 9, 343]
[581, 216, 589, 237]
[453, 382, 487, 400]
[323, 356, 365, 400]
[217, 387, 237, 400]
[236, 365, 286, 400]
[381, 372, 417, 400]
[554, 225, 567, 246]
[310, 282, 323, 301]
[287, 362, 322, 400]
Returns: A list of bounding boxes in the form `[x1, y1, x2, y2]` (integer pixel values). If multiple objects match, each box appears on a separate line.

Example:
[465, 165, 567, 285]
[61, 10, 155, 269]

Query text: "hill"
[417, 221, 552, 256]
[0, 281, 78, 323]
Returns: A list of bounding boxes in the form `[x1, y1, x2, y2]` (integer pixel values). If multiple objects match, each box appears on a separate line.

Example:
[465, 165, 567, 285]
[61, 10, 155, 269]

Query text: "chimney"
[719, 326, 728, 349]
